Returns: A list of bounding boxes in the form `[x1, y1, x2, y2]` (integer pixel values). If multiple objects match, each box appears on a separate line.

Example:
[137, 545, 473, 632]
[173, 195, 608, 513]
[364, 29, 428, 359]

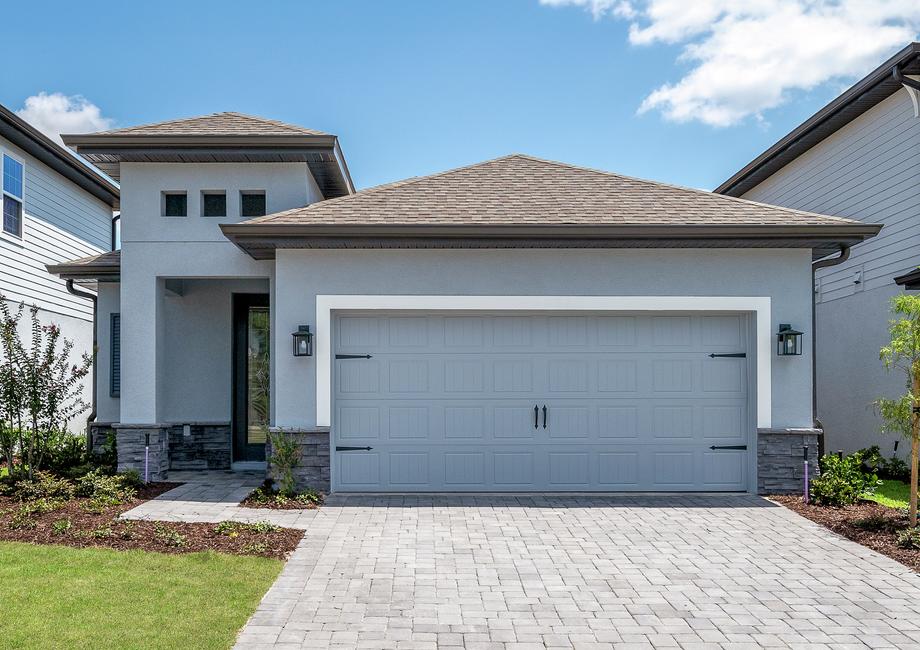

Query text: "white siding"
[741, 90, 920, 302]
[0, 135, 113, 320]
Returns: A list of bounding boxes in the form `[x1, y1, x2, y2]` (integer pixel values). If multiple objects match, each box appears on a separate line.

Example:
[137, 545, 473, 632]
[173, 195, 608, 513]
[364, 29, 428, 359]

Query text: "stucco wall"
[116, 159, 321, 424]
[161, 278, 269, 422]
[271, 248, 815, 431]
[95, 282, 120, 423]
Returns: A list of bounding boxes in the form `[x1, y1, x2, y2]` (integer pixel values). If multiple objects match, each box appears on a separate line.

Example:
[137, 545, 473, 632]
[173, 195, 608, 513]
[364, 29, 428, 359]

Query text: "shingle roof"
[90, 112, 327, 137]
[46, 250, 121, 279]
[242, 154, 863, 228]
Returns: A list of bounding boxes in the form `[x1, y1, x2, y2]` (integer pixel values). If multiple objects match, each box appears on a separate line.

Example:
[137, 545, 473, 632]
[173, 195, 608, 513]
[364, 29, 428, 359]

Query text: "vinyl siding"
[741, 89, 920, 303]
[0, 135, 113, 320]
[738, 87, 920, 453]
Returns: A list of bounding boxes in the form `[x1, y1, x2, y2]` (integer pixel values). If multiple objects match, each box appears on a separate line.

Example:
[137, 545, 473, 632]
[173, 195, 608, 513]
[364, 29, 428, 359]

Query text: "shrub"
[897, 527, 920, 549]
[215, 520, 281, 536]
[809, 450, 880, 507]
[247, 482, 322, 508]
[51, 518, 71, 535]
[267, 430, 300, 496]
[241, 542, 269, 555]
[857, 445, 911, 482]
[154, 523, 187, 548]
[75, 469, 136, 505]
[852, 514, 891, 531]
[44, 434, 90, 473]
[15, 471, 74, 501]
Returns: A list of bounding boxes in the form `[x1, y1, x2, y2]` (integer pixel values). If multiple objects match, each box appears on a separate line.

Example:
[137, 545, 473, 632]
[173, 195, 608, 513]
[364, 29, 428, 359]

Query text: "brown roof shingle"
[242, 154, 865, 228]
[88, 112, 327, 137]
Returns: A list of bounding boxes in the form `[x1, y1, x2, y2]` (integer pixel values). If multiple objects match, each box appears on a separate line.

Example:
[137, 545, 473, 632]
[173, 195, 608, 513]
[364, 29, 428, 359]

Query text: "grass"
[865, 479, 911, 509]
[0, 541, 282, 649]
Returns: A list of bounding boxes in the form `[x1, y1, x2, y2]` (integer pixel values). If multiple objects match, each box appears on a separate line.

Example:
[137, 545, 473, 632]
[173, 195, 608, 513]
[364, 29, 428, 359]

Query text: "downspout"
[811, 245, 851, 453]
[65, 279, 97, 451]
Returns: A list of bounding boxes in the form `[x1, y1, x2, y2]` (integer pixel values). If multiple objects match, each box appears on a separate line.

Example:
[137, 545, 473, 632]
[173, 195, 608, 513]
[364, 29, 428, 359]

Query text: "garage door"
[333, 312, 750, 492]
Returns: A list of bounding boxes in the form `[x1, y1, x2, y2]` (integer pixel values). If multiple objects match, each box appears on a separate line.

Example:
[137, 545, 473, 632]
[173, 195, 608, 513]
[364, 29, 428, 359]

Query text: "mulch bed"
[0, 483, 302, 560]
[772, 495, 920, 572]
[239, 490, 323, 510]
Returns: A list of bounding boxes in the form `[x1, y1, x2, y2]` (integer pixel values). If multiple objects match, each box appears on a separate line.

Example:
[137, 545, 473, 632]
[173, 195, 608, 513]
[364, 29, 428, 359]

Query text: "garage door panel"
[333, 312, 750, 492]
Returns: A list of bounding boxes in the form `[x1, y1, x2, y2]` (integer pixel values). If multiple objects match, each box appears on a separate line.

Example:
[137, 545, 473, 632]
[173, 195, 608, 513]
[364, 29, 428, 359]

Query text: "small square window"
[202, 191, 227, 217]
[163, 192, 187, 217]
[240, 191, 266, 218]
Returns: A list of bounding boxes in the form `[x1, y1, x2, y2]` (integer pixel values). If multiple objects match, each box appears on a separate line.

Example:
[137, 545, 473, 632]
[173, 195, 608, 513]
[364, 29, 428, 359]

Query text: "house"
[49, 112, 880, 493]
[0, 104, 119, 433]
[715, 43, 920, 456]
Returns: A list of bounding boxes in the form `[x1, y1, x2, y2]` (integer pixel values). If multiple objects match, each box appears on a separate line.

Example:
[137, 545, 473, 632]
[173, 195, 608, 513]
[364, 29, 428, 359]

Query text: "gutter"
[64, 280, 97, 451]
[810, 245, 851, 449]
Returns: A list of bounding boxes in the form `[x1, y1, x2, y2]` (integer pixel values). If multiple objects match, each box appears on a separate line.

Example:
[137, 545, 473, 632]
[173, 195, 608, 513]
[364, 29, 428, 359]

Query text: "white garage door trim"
[315, 295, 772, 429]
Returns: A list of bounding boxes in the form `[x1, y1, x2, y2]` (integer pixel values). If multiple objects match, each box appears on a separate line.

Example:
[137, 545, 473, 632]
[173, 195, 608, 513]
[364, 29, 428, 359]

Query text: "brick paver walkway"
[233, 493, 920, 649]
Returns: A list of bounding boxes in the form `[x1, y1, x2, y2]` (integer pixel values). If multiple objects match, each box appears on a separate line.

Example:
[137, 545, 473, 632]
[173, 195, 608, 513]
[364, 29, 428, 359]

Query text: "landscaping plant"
[266, 428, 300, 496]
[809, 450, 880, 506]
[0, 297, 92, 479]
[876, 294, 920, 526]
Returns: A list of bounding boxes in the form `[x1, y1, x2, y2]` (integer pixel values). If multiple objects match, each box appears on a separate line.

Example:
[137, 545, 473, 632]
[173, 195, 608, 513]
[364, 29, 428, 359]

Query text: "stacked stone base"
[88, 422, 116, 457]
[113, 424, 170, 481]
[167, 423, 231, 470]
[266, 427, 331, 493]
[758, 428, 821, 494]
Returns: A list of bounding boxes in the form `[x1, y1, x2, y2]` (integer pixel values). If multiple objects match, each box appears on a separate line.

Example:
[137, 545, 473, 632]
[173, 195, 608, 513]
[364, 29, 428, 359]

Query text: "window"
[201, 191, 227, 217]
[162, 192, 187, 217]
[2, 154, 23, 237]
[110, 313, 121, 398]
[240, 191, 266, 217]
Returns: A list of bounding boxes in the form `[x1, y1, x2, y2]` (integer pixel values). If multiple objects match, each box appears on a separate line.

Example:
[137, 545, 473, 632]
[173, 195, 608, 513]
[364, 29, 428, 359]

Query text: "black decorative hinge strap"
[335, 446, 373, 451]
[335, 354, 373, 359]
[709, 445, 747, 450]
[709, 352, 746, 358]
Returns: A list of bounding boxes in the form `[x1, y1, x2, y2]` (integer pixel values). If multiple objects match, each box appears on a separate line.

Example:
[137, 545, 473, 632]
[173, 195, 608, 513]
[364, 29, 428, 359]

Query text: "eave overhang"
[895, 268, 920, 290]
[60, 133, 354, 198]
[220, 223, 883, 261]
[716, 42, 920, 197]
[0, 105, 119, 208]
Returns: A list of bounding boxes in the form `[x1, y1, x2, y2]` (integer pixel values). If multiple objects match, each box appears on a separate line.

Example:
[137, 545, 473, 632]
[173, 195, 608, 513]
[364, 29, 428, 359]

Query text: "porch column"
[119, 273, 163, 423]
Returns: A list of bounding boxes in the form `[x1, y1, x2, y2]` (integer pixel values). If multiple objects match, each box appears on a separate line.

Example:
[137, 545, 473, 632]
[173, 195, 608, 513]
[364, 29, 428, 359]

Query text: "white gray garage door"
[333, 312, 750, 492]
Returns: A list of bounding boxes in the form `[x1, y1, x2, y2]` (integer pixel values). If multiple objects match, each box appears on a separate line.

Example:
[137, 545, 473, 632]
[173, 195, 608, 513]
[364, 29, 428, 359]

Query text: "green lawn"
[865, 479, 911, 509]
[0, 541, 282, 650]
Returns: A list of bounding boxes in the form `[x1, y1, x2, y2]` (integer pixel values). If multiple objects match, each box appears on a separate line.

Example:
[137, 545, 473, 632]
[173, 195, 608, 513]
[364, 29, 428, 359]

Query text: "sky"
[3, 1, 919, 191]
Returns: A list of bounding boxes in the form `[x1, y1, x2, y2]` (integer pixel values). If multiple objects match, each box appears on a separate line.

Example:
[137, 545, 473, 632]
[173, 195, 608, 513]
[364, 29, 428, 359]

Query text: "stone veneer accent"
[167, 423, 231, 470]
[266, 427, 330, 493]
[88, 422, 116, 457]
[113, 424, 170, 481]
[758, 428, 821, 495]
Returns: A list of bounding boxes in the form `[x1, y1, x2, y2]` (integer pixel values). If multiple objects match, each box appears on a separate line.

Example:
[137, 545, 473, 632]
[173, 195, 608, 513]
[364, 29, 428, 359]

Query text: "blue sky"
[3, 1, 917, 191]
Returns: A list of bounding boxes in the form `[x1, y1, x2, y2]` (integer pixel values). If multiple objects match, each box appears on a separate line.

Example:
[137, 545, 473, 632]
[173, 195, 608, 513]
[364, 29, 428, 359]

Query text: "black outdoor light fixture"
[292, 325, 313, 357]
[776, 323, 803, 356]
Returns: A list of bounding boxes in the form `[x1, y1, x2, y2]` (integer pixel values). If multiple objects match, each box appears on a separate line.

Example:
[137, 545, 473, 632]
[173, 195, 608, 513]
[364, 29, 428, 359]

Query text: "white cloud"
[15, 92, 114, 144]
[540, 0, 920, 126]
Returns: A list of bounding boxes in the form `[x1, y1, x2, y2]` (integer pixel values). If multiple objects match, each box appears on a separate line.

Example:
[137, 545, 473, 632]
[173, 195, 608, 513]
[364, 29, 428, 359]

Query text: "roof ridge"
[221, 111, 319, 134]
[85, 111, 327, 137]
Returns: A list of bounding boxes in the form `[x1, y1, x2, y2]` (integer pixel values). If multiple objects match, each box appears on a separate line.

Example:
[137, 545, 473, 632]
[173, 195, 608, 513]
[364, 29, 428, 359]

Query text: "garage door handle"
[336, 446, 373, 451]
[542, 405, 547, 429]
[534, 405, 539, 429]
[709, 445, 747, 450]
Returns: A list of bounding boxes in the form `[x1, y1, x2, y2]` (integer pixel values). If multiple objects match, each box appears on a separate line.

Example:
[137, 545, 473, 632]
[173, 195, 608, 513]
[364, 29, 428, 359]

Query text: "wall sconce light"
[292, 325, 313, 357]
[776, 323, 803, 356]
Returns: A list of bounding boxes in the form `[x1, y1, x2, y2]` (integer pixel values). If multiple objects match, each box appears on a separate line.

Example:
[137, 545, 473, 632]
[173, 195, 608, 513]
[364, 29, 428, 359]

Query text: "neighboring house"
[0, 104, 119, 433]
[715, 43, 920, 456]
[50, 112, 880, 494]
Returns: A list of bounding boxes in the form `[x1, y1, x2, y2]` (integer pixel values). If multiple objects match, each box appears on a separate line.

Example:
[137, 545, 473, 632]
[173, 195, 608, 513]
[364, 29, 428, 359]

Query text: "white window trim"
[1, 149, 25, 241]
[314, 295, 773, 429]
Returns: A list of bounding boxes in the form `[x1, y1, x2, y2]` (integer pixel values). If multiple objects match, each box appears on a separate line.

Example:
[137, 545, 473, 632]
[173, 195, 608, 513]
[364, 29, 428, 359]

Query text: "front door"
[232, 294, 270, 462]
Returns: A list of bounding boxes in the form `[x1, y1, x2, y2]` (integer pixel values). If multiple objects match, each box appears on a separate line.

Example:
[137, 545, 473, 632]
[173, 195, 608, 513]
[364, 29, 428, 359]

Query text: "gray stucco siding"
[272, 248, 815, 434]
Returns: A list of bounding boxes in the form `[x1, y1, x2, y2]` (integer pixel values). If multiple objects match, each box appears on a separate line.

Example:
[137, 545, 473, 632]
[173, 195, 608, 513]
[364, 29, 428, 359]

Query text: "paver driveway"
[235, 494, 920, 649]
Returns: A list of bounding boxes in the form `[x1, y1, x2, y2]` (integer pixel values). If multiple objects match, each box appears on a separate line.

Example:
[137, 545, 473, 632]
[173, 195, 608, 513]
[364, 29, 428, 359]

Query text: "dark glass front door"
[232, 294, 270, 462]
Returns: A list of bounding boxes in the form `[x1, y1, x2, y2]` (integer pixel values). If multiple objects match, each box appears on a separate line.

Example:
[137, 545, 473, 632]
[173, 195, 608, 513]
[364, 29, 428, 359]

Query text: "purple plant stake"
[803, 444, 809, 504]
[144, 431, 150, 484]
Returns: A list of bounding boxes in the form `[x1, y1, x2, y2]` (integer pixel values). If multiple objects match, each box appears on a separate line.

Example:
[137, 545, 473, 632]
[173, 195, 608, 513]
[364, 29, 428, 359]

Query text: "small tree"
[0, 296, 91, 478]
[877, 295, 920, 527]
